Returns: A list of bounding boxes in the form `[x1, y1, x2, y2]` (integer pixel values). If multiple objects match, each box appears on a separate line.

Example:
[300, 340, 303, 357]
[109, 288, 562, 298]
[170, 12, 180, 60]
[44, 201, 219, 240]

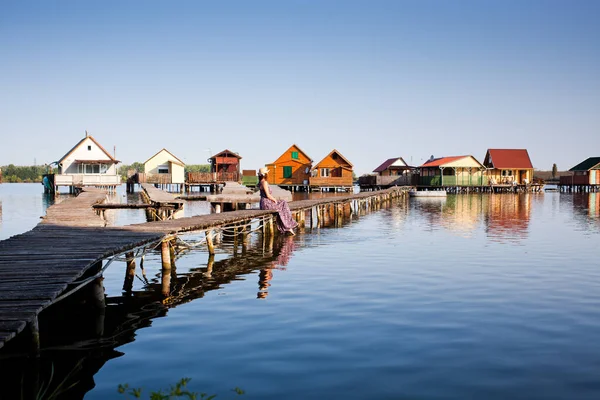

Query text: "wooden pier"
[0, 186, 410, 350]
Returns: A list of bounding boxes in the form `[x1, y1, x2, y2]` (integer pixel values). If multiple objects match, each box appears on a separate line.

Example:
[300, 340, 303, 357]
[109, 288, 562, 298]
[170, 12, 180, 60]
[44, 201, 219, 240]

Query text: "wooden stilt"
[206, 230, 215, 255]
[161, 240, 171, 271]
[123, 251, 136, 292]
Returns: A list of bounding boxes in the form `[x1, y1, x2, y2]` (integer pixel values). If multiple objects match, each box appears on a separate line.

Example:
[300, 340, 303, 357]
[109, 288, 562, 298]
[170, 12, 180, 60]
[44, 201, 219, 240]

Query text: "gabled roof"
[373, 157, 409, 173]
[484, 149, 533, 169]
[144, 148, 186, 166]
[569, 157, 600, 171]
[313, 149, 353, 169]
[211, 149, 242, 159]
[420, 156, 468, 167]
[59, 134, 119, 164]
[272, 144, 313, 164]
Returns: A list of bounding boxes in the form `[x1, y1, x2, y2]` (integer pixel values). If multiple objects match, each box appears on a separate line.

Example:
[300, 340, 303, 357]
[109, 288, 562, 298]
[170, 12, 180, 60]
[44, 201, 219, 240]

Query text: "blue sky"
[1, 0, 598, 174]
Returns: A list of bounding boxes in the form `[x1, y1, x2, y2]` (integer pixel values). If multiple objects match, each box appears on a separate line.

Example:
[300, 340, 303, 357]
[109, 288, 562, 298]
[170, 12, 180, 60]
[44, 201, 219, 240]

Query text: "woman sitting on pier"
[258, 167, 297, 235]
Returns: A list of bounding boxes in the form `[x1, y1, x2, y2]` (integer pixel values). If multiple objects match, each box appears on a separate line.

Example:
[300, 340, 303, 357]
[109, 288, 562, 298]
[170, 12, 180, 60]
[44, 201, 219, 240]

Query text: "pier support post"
[123, 251, 136, 293]
[161, 240, 172, 271]
[205, 230, 215, 255]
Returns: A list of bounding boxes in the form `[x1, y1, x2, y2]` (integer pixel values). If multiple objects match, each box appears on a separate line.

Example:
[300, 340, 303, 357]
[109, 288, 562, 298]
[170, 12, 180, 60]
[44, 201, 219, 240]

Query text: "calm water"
[1, 183, 600, 399]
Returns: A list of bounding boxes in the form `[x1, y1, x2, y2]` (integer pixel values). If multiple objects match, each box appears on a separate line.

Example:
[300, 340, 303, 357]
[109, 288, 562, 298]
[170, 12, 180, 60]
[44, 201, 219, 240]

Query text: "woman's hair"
[258, 173, 267, 181]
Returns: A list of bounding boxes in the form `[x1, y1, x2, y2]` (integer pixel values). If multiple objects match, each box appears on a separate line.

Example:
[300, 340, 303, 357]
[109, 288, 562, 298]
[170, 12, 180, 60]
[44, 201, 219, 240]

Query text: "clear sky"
[1, 0, 598, 174]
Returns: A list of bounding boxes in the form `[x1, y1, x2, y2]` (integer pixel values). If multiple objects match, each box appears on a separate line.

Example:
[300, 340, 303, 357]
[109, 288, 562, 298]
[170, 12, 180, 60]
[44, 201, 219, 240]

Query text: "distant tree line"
[0, 164, 50, 183]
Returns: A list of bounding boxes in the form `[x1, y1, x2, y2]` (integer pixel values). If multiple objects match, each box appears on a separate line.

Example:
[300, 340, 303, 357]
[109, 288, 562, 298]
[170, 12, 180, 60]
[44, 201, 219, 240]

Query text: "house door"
[591, 170, 597, 184]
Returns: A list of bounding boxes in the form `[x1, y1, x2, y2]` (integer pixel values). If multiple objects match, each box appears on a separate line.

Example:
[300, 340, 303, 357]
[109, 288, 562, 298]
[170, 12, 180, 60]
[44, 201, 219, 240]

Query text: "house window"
[291, 151, 299, 160]
[321, 168, 330, 177]
[283, 166, 293, 178]
[79, 164, 100, 174]
[158, 164, 169, 174]
[87, 145, 92, 151]
[501, 170, 513, 177]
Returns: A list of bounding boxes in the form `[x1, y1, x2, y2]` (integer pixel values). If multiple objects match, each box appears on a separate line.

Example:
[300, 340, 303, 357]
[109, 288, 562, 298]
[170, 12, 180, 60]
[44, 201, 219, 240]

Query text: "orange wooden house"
[310, 149, 354, 190]
[265, 144, 313, 187]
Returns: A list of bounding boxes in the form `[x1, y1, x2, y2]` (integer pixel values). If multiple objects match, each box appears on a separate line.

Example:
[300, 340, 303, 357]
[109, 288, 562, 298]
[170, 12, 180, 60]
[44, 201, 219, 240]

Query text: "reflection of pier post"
[91, 277, 106, 336]
[204, 254, 215, 278]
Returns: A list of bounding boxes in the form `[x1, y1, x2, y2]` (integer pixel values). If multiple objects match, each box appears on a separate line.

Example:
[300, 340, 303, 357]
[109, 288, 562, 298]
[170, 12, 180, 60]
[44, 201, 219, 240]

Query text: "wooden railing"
[359, 175, 413, 187]
[187, 172, 239, 183]
[137, 173, 173, 184]
[559, 175, 589, 185]
[54, 174, 121, 186]
[419, 176, 488, 187]
[309, 177, 353, 187]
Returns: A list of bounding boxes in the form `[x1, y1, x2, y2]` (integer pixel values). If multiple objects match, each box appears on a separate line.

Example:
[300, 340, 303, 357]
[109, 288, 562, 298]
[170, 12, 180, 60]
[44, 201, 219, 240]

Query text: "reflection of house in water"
[411, 194, 532, 241]
[440, 195, 484, 236]
[484, 194, 531, 242]
[0, 233, 297, 399]
[570, 193, 600, 230]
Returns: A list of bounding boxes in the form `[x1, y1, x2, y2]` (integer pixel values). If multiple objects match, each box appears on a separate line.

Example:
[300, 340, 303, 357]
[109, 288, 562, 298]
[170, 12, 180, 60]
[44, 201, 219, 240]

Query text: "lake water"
[1, 183, 600, 399]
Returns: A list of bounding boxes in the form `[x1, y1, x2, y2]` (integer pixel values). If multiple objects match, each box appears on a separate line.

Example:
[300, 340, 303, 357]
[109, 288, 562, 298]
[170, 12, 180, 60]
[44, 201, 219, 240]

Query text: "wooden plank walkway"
[141, 183, 184, 207]
[0, 186, 408, 349]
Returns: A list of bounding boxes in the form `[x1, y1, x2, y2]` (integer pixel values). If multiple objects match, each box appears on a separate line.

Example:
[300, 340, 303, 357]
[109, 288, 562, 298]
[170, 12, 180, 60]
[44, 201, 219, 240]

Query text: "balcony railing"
[54, 174, 121, 186]
[419, 175, 488, 187]
[137, 173, 173, 184]
[187, 172, 239, 183]
[309, 177, 353, 187]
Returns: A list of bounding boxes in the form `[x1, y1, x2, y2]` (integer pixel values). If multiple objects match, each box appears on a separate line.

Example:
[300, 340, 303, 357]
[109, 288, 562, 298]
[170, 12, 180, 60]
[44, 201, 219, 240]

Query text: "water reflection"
[485, 194, 531, 243]
[410, 194, 532, 242]
[0, 232, 299, 399]
[570, 193, 600, 232]
[258, 236, 295, 299]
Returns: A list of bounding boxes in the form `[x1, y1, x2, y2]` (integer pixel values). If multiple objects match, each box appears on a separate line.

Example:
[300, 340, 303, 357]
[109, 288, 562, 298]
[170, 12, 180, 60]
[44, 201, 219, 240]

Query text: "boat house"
[43, 132, 120, 194]
[418, 155, 486, 188]
[310, 149, 354, 191]
[483, 149, 534, 185]
[265, 144, 313, 190]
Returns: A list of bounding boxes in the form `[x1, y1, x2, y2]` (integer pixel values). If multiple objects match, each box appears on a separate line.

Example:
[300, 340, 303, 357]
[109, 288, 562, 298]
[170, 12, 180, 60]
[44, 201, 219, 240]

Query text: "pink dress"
[259, 184, 298, 233]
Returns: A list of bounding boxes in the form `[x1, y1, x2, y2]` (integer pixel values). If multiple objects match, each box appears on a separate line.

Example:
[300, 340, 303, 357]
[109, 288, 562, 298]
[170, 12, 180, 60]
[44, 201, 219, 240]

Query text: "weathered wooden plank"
[0, 320, 27, 332]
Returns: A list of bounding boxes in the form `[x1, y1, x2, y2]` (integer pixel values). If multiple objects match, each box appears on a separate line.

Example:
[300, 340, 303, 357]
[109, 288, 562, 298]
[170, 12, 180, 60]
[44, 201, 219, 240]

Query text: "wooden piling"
[123, 251, 136, 292]
[161, 240, 171, 270]
[206, 230, 215, 255]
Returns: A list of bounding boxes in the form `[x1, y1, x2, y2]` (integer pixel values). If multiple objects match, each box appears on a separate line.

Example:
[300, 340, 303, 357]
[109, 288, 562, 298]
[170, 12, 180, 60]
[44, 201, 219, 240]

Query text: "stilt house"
[209, 150, 242, 182]
[46, 132, 120, 192]
[143, 148, 186, 184]
[310, 149, 354, 189]
[419, 155, 486, 187]
[483, 149, 534, 185]
[561, 157, 600, 186]
[265, 144, 313, 187]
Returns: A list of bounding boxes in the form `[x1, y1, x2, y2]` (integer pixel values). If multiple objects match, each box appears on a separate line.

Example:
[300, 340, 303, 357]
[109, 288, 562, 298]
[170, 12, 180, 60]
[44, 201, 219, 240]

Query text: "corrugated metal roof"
[484, 149, 533, 169]
[569, 157, 600, 171]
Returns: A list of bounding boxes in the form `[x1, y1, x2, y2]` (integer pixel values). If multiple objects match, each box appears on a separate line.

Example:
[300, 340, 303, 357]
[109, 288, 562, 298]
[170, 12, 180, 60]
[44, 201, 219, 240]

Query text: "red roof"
[484, 149, 533, 169]
[420, 156, 466, 167]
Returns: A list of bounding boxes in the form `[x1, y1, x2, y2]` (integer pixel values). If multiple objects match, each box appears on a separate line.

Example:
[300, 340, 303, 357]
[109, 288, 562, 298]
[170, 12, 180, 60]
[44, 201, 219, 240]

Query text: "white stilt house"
[45, 132, 121, 193]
